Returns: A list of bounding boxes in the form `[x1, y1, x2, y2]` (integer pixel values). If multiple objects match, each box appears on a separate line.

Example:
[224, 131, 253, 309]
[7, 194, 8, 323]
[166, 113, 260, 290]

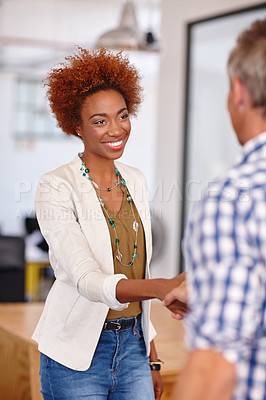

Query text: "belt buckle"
[112, 322, 121, 330]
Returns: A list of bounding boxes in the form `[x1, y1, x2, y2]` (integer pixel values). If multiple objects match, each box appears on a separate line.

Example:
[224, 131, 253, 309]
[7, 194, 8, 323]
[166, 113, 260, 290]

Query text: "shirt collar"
[235, 131, 266, 166]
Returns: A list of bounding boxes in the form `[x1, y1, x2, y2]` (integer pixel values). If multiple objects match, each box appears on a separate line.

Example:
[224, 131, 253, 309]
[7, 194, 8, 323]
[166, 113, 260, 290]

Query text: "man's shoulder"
[207, 156, 266, 200]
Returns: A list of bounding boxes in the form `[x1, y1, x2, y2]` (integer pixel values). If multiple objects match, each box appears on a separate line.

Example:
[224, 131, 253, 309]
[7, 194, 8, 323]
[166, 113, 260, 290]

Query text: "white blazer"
[32, 155, 156, 371]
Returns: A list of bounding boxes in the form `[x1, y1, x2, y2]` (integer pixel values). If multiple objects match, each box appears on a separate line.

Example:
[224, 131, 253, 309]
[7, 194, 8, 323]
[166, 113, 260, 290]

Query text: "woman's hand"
[156, 272, 187, 300]
[163, 279, 188, 320]
[151, 370, 164, 400]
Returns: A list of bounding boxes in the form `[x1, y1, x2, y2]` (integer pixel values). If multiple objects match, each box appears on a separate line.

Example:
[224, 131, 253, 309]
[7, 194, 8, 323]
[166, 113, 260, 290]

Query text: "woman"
[33, 48, 185, 400]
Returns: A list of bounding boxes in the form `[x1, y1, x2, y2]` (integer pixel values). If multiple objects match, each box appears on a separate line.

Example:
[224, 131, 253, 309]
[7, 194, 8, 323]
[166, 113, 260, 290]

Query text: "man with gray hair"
[164, 18, 266, 400]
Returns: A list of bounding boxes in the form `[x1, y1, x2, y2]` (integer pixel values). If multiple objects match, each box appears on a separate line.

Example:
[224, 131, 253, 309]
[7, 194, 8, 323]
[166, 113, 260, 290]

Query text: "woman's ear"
[76, 127, 82, 138]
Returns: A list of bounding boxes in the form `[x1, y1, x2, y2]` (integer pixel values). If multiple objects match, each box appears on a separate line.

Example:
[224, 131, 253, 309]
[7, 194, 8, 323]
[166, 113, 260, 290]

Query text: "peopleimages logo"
[14, 179, 33, 202]
[14, 177, 251, 205]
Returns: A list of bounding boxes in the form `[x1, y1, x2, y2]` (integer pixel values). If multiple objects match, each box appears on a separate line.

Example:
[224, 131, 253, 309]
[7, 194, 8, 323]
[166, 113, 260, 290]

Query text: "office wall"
[152, 0, 266, 278]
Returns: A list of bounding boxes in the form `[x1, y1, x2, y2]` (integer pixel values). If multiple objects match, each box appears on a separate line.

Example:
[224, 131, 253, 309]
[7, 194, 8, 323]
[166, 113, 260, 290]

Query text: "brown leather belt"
[103, 314, 141, 331]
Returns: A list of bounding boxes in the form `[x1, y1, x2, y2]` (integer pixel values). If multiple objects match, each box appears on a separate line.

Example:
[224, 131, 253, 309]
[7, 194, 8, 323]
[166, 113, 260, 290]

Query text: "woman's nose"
[108, 121, 122, 136]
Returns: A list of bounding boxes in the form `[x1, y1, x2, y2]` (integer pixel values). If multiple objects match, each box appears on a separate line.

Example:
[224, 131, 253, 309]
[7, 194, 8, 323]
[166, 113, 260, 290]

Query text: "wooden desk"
[0, 302, 187, 400]
[0, 303, 43, 400]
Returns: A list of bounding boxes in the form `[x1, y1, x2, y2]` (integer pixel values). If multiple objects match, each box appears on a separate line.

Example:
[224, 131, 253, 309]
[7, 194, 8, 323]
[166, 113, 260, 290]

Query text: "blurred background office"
[1, 2, 266, 400]
[0, 0, 265, 304]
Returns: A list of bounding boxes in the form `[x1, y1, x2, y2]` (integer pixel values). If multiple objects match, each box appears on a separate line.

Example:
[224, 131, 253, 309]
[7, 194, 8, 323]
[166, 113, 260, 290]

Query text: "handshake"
[161, 272, 188, 320]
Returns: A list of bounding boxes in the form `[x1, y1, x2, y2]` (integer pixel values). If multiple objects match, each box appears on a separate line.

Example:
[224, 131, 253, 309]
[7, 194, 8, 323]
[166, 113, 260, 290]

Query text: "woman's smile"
[104, 139, 124, 150]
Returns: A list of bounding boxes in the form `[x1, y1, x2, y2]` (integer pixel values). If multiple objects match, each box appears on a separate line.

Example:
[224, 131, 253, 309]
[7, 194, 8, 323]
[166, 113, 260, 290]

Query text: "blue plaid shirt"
[183, 132, 266, 400]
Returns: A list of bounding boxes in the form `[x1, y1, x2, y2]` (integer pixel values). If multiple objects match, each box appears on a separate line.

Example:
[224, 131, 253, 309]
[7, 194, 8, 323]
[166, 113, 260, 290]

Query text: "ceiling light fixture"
[95, 0, 159, 52]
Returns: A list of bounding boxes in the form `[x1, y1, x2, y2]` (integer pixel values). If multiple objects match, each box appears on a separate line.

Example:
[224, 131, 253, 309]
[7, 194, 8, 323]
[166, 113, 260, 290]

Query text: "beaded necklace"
[80, 160, 139, 267]
[80, 162, 121, 192]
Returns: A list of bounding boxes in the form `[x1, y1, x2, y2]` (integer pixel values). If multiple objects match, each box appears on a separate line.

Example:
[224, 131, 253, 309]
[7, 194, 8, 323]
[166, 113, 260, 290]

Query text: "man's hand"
[163, 280, 188, 320]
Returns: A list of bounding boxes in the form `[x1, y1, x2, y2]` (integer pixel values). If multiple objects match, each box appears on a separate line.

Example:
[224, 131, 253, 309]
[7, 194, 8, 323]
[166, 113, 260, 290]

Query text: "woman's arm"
[116, 273, 187, 305]
[149, 340, 164, 400]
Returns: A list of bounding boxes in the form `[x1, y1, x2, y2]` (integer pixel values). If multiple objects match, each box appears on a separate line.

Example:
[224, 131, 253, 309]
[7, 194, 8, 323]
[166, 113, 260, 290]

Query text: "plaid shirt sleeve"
[183, 177, 266, 365]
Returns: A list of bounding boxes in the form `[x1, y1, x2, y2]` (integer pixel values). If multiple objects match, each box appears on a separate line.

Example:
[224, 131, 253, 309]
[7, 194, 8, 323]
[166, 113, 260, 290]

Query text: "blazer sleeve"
[149, 320, 156, 342]
[35, 173, 129, 311]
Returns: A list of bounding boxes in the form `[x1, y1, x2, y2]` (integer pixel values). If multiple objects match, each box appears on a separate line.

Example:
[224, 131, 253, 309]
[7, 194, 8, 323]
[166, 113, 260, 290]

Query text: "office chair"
[0, 235, 25, 302]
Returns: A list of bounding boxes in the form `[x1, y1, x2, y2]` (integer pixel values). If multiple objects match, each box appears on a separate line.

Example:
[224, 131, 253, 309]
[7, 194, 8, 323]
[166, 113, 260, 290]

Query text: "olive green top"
[103, 184, 146, 319]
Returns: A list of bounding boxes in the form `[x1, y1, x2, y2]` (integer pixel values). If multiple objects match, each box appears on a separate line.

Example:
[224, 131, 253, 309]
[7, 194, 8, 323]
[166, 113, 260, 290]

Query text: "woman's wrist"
[152, 278, 172, 301]
[149, 340, 163, 371]
[149, 359, 164, 371]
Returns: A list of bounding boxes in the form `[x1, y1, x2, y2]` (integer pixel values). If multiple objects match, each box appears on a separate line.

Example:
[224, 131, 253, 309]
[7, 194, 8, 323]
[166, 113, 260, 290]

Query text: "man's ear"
[232, 76, 248, 110]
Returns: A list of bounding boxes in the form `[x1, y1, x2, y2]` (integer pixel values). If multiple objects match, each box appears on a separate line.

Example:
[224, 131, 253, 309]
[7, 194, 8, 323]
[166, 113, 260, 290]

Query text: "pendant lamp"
[95, 0, 159, 52]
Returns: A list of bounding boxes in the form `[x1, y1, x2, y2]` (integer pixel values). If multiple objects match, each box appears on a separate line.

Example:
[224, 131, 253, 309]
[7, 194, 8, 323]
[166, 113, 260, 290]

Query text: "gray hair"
[227, 18, 266, 117]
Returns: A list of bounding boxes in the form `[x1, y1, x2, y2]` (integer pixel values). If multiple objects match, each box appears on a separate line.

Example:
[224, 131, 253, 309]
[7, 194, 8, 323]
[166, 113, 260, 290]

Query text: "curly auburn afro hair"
[45, 47, 143, 137]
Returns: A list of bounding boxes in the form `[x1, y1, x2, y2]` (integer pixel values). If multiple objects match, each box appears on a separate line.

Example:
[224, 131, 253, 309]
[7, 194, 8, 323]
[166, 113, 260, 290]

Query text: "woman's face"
[77, 89, 131, 162]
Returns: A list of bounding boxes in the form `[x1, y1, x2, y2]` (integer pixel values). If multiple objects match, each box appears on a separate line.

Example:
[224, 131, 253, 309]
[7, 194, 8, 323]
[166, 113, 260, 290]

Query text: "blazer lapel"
[72, 155, 114, 274]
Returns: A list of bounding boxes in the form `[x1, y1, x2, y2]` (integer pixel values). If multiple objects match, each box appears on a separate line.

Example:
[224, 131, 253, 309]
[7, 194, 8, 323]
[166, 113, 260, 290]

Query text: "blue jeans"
[40, 314, 155, 399]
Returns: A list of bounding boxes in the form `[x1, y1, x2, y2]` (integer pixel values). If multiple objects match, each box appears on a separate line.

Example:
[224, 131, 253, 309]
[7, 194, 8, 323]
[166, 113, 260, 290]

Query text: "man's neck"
[237, 107, 266, 145]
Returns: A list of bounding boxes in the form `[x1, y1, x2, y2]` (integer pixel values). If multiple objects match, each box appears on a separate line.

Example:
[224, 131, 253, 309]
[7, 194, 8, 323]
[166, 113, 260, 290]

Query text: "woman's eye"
[94, 120, 105, 125]
[121, 113, 129, 120]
